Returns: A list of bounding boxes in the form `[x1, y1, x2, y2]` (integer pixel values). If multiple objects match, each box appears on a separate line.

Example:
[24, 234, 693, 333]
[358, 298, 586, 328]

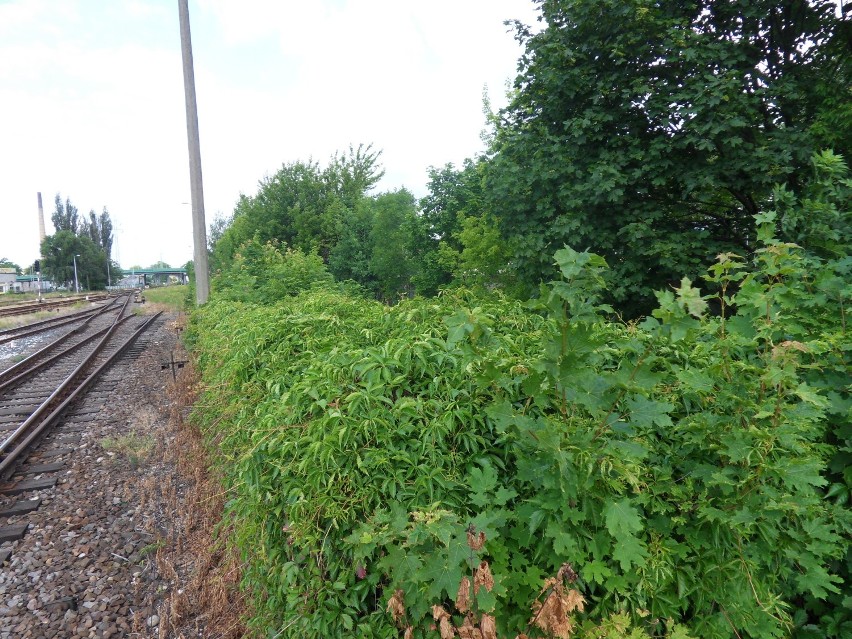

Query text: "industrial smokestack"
[36, 192, 46, 247]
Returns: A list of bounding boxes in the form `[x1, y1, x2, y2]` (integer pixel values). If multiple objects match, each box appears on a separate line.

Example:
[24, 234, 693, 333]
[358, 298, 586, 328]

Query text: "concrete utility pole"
[37, 192, 46, 302]
[178, 0, 210, 304]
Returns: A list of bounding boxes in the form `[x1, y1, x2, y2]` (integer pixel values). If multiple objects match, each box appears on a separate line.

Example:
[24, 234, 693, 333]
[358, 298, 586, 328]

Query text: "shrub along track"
[0, 306, 230, 638]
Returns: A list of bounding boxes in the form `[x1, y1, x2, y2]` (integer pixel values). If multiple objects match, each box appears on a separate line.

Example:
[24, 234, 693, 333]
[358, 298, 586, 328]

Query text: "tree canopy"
[41, 231, 114, 290]
[211, 144, 384, 272]
[486, 0, 851, 314]
[41, 195, 118, 290]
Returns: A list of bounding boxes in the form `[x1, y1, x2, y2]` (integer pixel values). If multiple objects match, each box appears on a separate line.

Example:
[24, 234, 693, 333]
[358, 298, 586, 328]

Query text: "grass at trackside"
[0, 301, 92, 331]
[140, 285, 190, 313]
[0, 291, 83, 305]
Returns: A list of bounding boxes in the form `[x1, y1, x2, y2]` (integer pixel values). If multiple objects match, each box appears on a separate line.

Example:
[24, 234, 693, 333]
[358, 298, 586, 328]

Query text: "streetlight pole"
[73, 254, 80, 293]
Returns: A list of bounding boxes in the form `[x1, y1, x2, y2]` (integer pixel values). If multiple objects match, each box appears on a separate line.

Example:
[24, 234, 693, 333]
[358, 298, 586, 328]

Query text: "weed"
[100, 432, 155, 468]
[137, 539, 166, 559]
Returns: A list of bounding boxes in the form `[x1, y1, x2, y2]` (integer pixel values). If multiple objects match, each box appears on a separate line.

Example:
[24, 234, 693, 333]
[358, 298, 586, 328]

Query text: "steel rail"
[0, 309, 159, 478]
[0, 297, 125, 384]
[0, 316, 133, 394]
[0, 293, 132, 457]
[0, 309, 98, 344]
[0, 296, 122, 345]
[0, 295, 110, 318]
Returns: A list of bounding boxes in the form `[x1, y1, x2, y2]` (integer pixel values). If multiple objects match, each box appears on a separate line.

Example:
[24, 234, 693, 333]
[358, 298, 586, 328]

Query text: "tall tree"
[80, 210, 101, 247]
[212, 146, 385, 270]
[98, 208, 114, 259]
[421, 160, 483, 249]
[325, 143, 385, 209]
[41, 231, 111, 290]
[328, 199, 380, 293]
[368, 189, 422, 301]
[51, 194, 80, 235]
[489, 0, 851, 314]
[420, 159, 517, 290]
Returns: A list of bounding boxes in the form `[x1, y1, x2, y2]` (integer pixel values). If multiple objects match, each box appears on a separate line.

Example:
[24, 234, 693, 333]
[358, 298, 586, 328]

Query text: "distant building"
[114, 273, 146, 289]
[0, 268, 17, 293]
[15, 275, 46, 293]
[0, 271, 56, 294]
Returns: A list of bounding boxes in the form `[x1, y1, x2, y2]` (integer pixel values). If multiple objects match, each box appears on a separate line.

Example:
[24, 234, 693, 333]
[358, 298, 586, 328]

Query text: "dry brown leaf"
[557, 563, 578, 584]
[404, 627, 413, 639]
[387, 589, 405, 623]
[432, 605, 451, 621]
[473, 561, 494, 594]
[456, 576, 472, 613]
[515, 635, 530, 639]
[480, 614, 497, 639]
[540, 576, 559, 595]
[458, 614, 483, 639]
[467, 528, 486, 551]
[439, 616, 456, 639]
[532, 589, 574, 639]
[565, 589, 585, 614]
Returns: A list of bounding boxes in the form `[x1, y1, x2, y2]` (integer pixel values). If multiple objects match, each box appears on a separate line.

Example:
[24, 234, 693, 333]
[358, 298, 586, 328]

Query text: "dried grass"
[145, 339, 248, 639]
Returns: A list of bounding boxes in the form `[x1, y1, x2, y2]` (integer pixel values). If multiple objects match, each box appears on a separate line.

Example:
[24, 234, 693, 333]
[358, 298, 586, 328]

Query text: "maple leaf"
[612, 534, 649, 571]
[423, 544, 469, 600]
[468, 462, 499, 507]
[581, 560, 611, 585]
[624, 395, 674, 429]
[387, 589, 406, 623]
[603, 498, 643, 538]
[674, 277, 707, 318]
[474, 561, 495, 594]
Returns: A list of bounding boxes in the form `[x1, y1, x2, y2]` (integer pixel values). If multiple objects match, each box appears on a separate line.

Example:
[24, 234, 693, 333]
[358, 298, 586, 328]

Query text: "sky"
[0, 0, 539, 270]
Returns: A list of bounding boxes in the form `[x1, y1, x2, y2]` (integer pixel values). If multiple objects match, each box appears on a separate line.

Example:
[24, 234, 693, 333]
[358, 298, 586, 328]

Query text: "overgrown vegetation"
[142, 284, 190, 312]
[204, 2, 849, 316]
[187, 196, 849, 637]
[486, 0, 850, 315]
[185, 1, 850, 636]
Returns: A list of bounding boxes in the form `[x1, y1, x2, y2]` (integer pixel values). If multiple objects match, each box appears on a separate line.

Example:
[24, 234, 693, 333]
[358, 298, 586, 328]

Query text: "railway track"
[0, 293, 112, 319]
[0, 297, 119, 347]
[0, 293, 162, 561]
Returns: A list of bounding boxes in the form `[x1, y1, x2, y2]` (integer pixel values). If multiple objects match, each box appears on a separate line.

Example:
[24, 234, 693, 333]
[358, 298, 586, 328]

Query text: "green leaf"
[784, 459, 828, 489]
[422, 546, 467, 600]
[468, 461, 499, 507]
[675, 277, 708, 318]
[493, 486, 518, 506]
[625, 395, 674, 429]
[476, 588, 497, 612]
[676, 368, 714, 393]
[603, 498, 643, 538]
[612, 534, 648, 571]
[582, 560, 612, 585]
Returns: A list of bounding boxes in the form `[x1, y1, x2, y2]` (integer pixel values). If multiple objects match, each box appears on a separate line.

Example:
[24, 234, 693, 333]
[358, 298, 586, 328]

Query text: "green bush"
[211, 237, 333, 304]
[187, 174, 849, 637]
